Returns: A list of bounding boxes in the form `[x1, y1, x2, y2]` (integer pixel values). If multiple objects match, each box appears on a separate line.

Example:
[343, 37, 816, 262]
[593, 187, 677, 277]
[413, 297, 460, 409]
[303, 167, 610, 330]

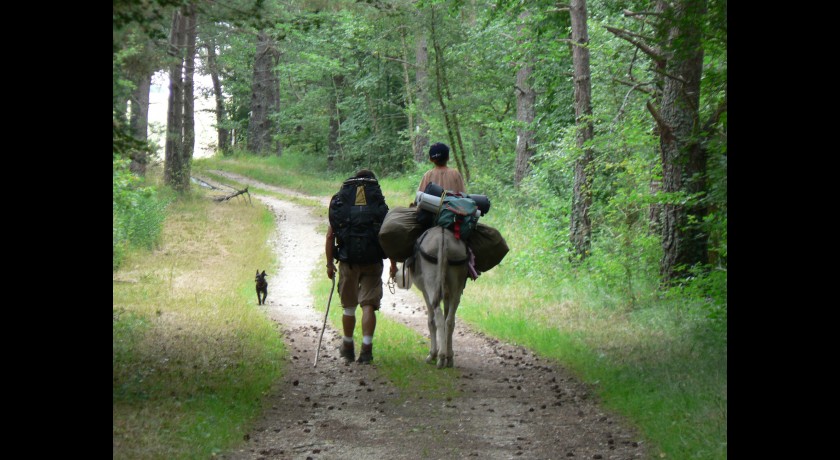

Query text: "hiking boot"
[357, 343, 373, 364]
[339, 342, 355, 363]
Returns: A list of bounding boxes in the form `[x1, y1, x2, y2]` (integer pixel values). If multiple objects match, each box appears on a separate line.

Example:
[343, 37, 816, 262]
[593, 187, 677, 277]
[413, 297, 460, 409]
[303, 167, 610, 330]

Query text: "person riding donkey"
[325, 169, 398, 364]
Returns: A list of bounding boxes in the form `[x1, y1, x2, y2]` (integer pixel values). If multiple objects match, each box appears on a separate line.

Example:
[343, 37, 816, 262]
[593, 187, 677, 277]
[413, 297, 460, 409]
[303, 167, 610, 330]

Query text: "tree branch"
[613, 81, 654, 125]
[651, 66, 688, 85]
[213, 186, 252, 205]
[623, 9, 663, 17]
[613, 78, 656, 96]
[377, 53, 414, 67]
[646, 100, 674, 142]
[605, 26, 664, 64]
[607, 27, 653, 42]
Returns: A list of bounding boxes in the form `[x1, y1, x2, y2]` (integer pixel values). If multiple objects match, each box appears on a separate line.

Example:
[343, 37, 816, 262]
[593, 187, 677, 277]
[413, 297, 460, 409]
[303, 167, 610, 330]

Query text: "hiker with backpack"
[325, 169, 398, 364]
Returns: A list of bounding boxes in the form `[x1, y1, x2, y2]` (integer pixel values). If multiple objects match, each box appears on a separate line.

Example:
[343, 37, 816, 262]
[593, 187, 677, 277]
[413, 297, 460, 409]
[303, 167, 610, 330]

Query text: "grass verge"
[113, 176, 285, 459]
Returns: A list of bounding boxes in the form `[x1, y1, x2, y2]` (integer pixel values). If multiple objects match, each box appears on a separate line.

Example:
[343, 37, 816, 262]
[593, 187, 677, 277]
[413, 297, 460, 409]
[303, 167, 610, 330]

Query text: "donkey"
[409, 226, 469, 369]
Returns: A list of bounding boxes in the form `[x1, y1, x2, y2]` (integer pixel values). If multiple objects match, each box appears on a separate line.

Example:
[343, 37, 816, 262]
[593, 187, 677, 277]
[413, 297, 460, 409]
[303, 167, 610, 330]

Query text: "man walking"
[326, 169, 398, 364]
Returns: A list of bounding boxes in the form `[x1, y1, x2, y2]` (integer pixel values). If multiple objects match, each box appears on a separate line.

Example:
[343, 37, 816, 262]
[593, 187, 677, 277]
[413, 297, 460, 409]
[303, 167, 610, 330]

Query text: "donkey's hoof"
[425, 354, 437, 364]
[436, 357, 446, 369]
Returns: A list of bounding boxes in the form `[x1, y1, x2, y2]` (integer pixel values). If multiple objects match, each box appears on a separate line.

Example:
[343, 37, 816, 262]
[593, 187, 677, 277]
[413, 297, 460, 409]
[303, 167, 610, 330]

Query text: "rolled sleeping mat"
[420, 182, 491, 215]
[466, 194, 490, 216]
[424, 182, 444, 197]
[415, 191, 483, 217]
[415, 191, 441, 213]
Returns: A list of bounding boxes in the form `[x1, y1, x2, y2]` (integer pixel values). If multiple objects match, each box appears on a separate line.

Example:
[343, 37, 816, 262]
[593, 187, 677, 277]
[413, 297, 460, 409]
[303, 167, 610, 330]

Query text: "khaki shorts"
[338, 261, 384, 310]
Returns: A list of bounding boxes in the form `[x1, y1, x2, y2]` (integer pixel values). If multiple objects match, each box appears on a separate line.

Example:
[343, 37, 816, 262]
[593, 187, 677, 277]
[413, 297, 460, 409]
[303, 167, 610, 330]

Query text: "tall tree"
[182, 4, 197, 184]
[651, 0, 710, 282]
[568, 0, 594, 261]
[413, 30, 430, 162]
[247, 30, 282, 156]
[164, 7, 188, 191]
[430, 7, 470, 182]
[205, 36, 230, 155]
[399, 27, 416, 162]
[606, 0, 726, 283]
[163, 3, 198, 192]
[128, 71, 152, 175]
[513, 9, 536, 187]
[125, 38, 156, 175]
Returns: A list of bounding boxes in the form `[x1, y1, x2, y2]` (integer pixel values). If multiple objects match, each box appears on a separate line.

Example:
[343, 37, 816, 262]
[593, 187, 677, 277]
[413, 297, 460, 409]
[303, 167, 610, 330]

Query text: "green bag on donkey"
[468, 223, 509, 272]
[378, 207, 425, 262]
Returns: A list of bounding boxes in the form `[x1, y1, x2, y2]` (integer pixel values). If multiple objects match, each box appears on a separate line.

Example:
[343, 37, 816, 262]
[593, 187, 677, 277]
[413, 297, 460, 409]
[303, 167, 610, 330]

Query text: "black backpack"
[329, 176, 390, 264]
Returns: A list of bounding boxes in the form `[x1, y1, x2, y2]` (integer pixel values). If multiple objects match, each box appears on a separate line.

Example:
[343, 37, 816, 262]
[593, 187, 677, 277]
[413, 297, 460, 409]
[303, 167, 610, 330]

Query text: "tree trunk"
[648, 178, 662, 234]
[248, 31, 282, 156]
[654, 0, 709, 283]
[181, 4, 196, 190]
[513, 10, 536, 187]
[164, 8, 187, 191]
[431, 39, 462, 175]
[327, 74, 345, 170]
[128, 69, 151, 175]
[206, 38, 230, 155]
[430, 9, 470, 182]
[399, 29, 415, 161]
[413, 31, 430, 162]
[569, 0, 594, 261]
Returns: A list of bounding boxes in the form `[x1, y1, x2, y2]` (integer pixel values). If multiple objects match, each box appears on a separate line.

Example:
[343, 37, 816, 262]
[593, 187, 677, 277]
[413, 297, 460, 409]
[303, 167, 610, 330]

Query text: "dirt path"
[205, 171, 647, 460]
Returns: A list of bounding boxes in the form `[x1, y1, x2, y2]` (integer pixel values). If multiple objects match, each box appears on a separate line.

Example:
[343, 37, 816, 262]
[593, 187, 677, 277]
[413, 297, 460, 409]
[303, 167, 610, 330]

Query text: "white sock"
[343, 336, 354, 343]
[362, 335, 372, 345]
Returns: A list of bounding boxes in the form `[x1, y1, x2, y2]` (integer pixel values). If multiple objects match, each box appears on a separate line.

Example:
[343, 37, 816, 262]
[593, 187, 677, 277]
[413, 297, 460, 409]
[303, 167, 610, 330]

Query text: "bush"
[113, 158, 169, 271]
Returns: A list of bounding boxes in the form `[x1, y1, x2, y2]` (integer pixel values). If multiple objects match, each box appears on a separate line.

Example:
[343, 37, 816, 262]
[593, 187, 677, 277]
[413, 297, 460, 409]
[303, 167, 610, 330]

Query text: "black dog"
[255, 270, 268, 305]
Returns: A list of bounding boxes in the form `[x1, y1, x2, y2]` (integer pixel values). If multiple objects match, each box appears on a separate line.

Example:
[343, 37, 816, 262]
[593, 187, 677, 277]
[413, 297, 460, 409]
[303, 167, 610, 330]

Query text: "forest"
[113, 0, 726, 458]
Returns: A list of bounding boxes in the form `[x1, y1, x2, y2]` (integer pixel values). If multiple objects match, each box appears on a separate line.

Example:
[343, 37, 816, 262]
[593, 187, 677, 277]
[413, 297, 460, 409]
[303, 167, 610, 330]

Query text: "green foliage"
[113, 158, 170, 271]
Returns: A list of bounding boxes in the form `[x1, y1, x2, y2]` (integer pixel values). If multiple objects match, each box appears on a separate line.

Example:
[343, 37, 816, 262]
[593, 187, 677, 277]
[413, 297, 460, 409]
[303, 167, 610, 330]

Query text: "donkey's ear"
[256, 270, 259, 275]
[261, 271, 266, 276]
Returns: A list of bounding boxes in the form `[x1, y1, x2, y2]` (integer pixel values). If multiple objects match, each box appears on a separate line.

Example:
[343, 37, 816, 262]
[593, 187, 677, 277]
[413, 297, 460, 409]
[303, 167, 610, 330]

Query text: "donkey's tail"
[431, 226, 446, 309]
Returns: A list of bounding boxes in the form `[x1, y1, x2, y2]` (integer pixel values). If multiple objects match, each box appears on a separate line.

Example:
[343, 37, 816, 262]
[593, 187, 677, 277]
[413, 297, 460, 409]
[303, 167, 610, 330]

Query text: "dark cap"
[429, 143, 450, 161]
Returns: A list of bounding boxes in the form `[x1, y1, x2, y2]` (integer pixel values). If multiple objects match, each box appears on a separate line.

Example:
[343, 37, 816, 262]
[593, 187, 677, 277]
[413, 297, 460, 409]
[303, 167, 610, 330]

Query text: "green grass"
[194, 153, 342, 197]
[113, 168, 285, 459]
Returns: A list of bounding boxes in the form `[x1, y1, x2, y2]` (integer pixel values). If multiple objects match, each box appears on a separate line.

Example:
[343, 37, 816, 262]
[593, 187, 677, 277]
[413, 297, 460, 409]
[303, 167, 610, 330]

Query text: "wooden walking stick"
[314, 276, 336, 367]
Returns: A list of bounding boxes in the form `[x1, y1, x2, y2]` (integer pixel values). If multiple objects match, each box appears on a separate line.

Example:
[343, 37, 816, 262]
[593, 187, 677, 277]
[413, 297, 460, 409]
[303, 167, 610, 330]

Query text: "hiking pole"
[314, 276, 336, 368]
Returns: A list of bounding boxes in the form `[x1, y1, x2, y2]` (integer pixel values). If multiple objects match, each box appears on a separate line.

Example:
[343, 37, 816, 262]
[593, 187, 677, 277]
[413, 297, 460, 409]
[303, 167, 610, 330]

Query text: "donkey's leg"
[426, 302, 439, 364]
[440, 291, 460, 369]
[434, 305, 448, 369]
[442, 266, 466, 368]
